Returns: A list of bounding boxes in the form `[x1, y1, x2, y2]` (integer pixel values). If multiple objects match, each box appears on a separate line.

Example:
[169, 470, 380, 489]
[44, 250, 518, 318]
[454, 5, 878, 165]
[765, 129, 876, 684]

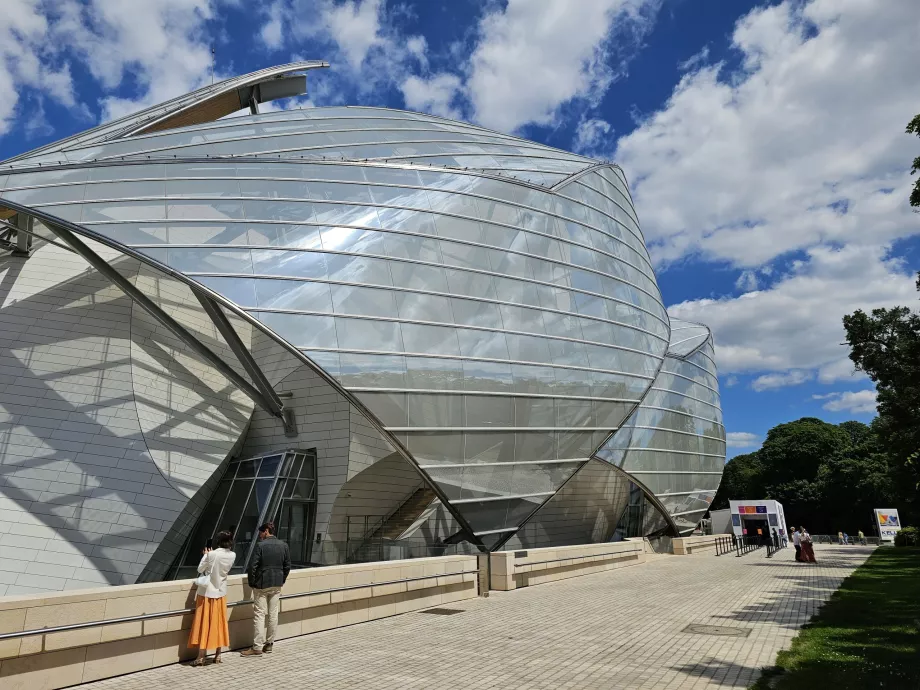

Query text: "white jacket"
[197, 548, 237, 599]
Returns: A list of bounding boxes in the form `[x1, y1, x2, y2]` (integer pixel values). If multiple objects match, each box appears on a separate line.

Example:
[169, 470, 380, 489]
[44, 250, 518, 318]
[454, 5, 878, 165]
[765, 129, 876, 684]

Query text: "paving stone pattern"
[85, 544, 873, 689]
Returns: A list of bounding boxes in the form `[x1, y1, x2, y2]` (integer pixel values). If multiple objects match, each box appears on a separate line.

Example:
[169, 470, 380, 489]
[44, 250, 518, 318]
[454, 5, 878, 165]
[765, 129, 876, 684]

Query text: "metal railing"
[808, 534, 880, 546]
[736, 535, 764, 557]
[714, 535, 735, 556]
[0, 567, 479, 642]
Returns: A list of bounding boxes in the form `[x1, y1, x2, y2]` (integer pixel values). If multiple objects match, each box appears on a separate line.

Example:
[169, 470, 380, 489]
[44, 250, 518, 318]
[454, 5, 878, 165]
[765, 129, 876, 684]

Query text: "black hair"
[259, 521, 276, 535]
[216, 530, 234, 549]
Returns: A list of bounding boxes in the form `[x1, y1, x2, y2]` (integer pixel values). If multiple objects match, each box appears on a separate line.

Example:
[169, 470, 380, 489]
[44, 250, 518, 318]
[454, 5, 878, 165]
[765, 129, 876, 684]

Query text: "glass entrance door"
[276, 500, 316, 567]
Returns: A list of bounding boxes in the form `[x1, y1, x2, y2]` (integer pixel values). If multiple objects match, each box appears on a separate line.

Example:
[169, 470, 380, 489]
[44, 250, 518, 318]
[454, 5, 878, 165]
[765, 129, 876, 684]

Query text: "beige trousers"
[251, 586, 283, 650]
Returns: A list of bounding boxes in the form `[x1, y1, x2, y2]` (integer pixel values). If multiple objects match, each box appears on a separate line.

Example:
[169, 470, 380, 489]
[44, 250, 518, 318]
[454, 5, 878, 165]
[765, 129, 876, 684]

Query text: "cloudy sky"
[2, 0, 918, 458]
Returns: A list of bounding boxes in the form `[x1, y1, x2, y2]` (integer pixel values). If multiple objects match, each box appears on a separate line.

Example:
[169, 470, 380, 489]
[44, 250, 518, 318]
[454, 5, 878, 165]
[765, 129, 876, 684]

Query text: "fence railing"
[808, 534, 881, 546]
[714, 535, 735, 556]
[736, 535, 764, 557]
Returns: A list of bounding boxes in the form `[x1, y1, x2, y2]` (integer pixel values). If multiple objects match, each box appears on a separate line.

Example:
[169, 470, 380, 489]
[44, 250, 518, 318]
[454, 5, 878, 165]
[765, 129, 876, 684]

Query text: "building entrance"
[741, 516, 769, 540]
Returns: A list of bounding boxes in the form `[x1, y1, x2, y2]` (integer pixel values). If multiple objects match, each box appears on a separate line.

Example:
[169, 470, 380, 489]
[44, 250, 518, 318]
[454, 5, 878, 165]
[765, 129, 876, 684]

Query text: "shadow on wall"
[0, 243, 252, 594]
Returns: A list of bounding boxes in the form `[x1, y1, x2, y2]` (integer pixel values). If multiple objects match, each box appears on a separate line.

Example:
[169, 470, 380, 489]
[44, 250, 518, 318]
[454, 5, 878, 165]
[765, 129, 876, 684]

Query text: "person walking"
[791, 527, 802, 562]
[241, 521, 291, 657]
[800, 527, 817, 563]
[189, 530, 236, 666]
[837, 531, 844, 545]
[858, 529, 866, 545]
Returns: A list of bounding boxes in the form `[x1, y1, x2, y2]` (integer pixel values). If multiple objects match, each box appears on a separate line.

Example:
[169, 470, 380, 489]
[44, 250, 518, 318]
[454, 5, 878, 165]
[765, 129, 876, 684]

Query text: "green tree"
[758, 417, 852, 480]
[711, 418, 896, 534]
[843, 295, 920, 526]
[711, 451, 765, 510]
[908, 114, 920, 208]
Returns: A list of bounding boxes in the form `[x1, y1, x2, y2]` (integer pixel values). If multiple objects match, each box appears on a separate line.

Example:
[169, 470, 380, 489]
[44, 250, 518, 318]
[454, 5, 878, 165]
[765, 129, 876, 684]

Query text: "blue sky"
[3, 0, 919, 458]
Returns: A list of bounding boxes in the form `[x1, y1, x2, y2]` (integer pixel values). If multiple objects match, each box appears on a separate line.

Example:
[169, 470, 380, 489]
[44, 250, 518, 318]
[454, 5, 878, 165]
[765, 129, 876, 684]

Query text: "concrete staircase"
[368, 486, 438, 541]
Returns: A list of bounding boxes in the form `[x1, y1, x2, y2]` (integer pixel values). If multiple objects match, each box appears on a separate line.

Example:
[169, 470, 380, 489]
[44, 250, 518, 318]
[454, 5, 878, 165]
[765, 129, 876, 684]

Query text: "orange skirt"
[188, 595, 229, 650]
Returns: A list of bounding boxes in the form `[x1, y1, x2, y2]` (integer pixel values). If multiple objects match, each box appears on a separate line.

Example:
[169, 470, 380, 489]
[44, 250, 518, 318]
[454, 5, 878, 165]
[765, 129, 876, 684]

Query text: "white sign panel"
[874, 508, 902, 542]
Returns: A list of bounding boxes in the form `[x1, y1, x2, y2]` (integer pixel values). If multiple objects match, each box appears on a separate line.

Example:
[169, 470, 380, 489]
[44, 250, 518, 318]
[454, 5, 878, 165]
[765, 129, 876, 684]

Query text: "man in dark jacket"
[241, 521, 291, 657]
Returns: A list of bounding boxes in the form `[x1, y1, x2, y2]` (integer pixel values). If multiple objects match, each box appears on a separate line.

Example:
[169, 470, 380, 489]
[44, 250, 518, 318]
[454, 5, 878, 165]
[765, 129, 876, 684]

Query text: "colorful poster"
[875, 508, 902, 542]
[756, 506, 767, 513]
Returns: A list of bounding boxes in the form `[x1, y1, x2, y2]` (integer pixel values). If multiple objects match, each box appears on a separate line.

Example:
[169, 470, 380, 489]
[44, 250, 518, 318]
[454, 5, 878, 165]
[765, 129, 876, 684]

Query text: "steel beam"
[194, 291, 285, 420]
[13, 214, 33, 257]
[41, 220, 285, 420]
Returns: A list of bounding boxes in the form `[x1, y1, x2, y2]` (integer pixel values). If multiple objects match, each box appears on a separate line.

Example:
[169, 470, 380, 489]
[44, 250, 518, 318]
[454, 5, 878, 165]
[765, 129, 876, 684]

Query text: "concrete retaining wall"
[0, 554, 478, 690]
[672, 535, 721, 555]
[490, 540, 645, 591]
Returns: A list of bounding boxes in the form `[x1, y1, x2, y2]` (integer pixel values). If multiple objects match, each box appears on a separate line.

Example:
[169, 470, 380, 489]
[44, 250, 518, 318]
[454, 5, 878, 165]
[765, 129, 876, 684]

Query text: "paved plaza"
[84, 544, 873, 689]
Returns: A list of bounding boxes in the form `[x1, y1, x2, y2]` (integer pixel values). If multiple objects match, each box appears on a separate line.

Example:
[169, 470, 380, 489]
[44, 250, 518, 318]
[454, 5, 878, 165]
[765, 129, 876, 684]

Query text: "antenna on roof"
[210, 45, 215, 85]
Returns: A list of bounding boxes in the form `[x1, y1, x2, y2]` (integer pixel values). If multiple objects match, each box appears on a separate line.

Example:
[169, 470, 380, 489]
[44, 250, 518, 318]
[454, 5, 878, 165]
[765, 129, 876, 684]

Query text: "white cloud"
[573, 118, 614, 157]
[670, 244, 917, 378]
[816, 389, 877, 414]
[260, 0, 287, 49]
[724, 375, 739, 387]
[401, 73, 463, 119]
[54, 0, 219, 121]
[279, 0, 659, 135]
[615, 0, 920, 268]
[751, 370, 812, 392]
[678, 45, 709, 72]
[284, 0, 427, 101]
[321, 0, 384, 70]
[466, 0, 661, 132]
[726, 431, 760, 449]
[0, 0, 79, 135]
[817, 357, 867, 384]
[734, 270, 759, 292]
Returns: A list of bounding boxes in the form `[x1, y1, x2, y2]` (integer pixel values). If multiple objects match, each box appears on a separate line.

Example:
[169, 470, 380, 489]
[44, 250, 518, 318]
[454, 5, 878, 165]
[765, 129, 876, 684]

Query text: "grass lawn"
[753, 547, 920, 689]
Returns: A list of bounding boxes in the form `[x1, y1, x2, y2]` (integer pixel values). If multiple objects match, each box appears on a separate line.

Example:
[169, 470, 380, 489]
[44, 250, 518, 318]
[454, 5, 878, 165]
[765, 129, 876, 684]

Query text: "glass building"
[0, 63, 724, 595]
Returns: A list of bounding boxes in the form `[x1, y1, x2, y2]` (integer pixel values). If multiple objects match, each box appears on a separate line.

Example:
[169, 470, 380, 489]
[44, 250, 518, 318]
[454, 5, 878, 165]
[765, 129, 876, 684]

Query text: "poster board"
[874, 508, 901, 542]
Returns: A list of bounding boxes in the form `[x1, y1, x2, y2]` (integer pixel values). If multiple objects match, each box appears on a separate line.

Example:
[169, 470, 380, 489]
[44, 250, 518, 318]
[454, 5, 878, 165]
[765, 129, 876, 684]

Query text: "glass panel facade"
[2, 85, 726, 552]
[596, 319, 726, 534]
[168, 450, 317, 579]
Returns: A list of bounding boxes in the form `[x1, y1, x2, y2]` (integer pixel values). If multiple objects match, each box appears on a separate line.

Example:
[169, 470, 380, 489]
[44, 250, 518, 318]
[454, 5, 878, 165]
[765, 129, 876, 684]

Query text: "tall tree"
[843, 299, 920, 525]
[758, 417, 851, 480]
[907, 114, 920, 208]
[712, 418, 896, 533]
[838, 115, 920, 525]
[711, 451, 764, 510]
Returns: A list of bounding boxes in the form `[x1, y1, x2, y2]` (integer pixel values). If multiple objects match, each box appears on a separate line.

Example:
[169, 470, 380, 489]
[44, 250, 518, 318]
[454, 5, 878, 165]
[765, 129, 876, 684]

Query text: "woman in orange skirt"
[189, 530, 236, 666]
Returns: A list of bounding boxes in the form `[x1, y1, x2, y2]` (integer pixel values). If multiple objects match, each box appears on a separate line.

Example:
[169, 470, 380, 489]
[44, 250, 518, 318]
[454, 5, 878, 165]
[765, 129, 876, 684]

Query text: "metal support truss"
[40, 219, 288, 423]
[194, 291, 296, 434]
[0, 215, 35, 257]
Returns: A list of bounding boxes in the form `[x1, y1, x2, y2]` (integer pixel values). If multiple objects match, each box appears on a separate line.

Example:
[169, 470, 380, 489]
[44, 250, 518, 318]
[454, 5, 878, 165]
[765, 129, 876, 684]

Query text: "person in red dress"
[800, 526, 817, 563]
